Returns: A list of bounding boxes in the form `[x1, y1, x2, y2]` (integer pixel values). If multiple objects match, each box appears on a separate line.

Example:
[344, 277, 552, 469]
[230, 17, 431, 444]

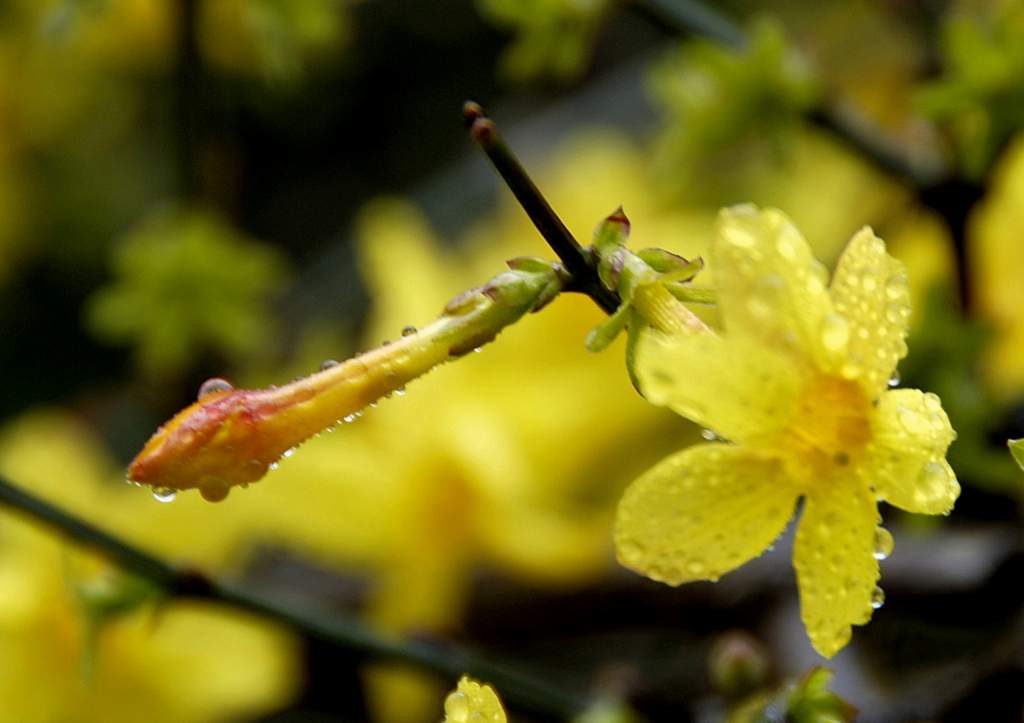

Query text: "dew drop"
[320, 359, 340, 371]
[870, 585, 885, 610]
[701, 428, 718, 441]
[873, 526, 894, 560]
[198, 377, 233, 399]
[343, 414, 356, 423]
[395, 386, 406, 396]
[888, 369, 900, 387]
[152, 487, 177, 503]
[686, 560, 705, 576]
[269, 461, 280, 471]
[473, 347, 482, 354]
[282, 447, 296, 459]
[369, 401, 378, 409]
[775, 231, 799, 259]
[820, 313, 850, 352]
[401, 325, 417, 337]
[916, 462, 949, 503]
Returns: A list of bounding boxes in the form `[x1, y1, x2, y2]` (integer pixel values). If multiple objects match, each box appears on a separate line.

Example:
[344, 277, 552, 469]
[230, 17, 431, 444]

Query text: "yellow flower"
[443, 676, 506, 723]
[616, 205, 959, 657]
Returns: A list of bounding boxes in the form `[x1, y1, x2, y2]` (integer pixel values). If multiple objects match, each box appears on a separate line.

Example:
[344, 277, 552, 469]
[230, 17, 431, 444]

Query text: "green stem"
[464, 102, 621, 314]
[0, 474, 586, 719]
[629, 0, 948, 189]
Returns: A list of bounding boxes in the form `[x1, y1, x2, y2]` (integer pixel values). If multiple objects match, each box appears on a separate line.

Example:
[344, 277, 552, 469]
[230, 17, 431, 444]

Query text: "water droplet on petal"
[820, 313, 850, 352]
[473, 347, 482, 354]
[686, 560, 705, 576]
[401, 325, 417, 337]
[320, 359, 340, 371]
[198, 377, 233, 399]
[873, 526, 894, 560]
[871, 586, 885, 609]
[395, 386, 406, 396]
[343, 414, 356, 423]
[152, 487, 177, 503]
[888, 369, 901, 387]
[915, 462, 949, 504]
[701, 428, 718, 441]
[269, 461, 280, 471]
[282, 447, 296, 459]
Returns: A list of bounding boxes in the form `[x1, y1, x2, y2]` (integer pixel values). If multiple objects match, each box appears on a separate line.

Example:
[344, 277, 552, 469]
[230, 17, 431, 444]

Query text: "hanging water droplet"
[888, 369, 900, 387]
[401, 325, 417, 337]
[343, 414, 356, 423]
[152, 487, 177, 503]
[269, 461, 280, 471]
[369, 401, 378, 409]
[354, 410, 364, 418]
[473, 346, 482, 353]
[870, 586, 885, 610]
[395, 386, 406, 396]
[198, 377, 233, 399]
[320, 359, 340, 371]
[701, 428, 718, 441]
[820, 313, 850, 352]
[282, 447, 296, 459]
[873, 526, 894, 560]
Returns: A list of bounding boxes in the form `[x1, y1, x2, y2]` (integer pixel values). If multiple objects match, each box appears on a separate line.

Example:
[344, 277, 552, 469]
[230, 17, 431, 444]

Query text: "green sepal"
[592, 207, 631, 256]
[664, 284, 716, 305]
[624, 310, 645, 393]
[636, 248, 704, 280]
[585, 300, 632, 352]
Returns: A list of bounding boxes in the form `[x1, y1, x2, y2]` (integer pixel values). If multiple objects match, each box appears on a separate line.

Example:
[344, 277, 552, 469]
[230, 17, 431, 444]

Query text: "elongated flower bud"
[128, 259, 567, 501]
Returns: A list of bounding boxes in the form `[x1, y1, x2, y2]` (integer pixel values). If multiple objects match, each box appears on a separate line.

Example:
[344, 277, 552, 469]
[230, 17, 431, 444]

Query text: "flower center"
[782, 375, 872, 481]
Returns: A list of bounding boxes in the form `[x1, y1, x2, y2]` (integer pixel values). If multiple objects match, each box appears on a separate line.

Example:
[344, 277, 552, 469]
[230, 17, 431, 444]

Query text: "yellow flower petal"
[636, 331, 803, 443]
[868, 389, 960, 514]
[615, 445, 797, 585]
[712, 205, 833, 366]
[829, 227, 911, 394]
[793, 472, 879, 658]
[444, 676, 506, 723]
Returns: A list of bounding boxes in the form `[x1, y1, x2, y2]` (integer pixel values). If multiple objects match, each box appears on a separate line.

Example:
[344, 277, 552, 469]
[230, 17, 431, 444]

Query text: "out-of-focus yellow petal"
[356, 199, 454, 340]
[829, 227, 911, 395]
[712, 205, 833, 366]
[444, 676, 507, 723]
[636, 331, 803, 443]
[615, 445, 797, 585]
[867, 389, 959, 515]
[793, 473, 879, 658]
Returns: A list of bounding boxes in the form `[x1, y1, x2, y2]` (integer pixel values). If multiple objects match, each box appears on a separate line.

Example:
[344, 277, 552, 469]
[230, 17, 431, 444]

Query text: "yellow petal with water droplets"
[829, 227, 911, 394]
[444, 676, 507, 723]
[712, 205, 833, 367]
[867, 388, 959, 514]
[794, 472, 880, 658]
[636, 330, 804, 444]
[615, 444, 797, 586]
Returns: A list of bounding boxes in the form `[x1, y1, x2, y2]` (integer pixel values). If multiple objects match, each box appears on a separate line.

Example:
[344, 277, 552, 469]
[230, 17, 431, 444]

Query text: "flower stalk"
[128, 258, 568, 501]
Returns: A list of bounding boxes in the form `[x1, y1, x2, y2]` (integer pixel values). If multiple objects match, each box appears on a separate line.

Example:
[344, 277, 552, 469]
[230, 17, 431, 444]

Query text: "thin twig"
[0, 474, 586, 720]
[464, 102, 621, 314]
[629, 0, 949, 189]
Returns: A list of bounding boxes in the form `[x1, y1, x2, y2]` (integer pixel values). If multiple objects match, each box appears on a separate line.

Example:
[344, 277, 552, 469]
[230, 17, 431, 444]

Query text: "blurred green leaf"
[729, 668, 855, 723]
[86, 206, 290, 378]
[649, 17, 819, 200]
[1010, 438, 1024, 471]
[477, 0, 610, 83]
[915, 4, 1024, 179]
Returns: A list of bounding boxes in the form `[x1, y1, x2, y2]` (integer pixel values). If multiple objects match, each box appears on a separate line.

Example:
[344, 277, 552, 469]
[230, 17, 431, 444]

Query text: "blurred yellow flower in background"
[618, 206, 959, 657]
[443, 676, 506, 723]
[969, 133, 1024, 397]
[0, 412, 301, 723]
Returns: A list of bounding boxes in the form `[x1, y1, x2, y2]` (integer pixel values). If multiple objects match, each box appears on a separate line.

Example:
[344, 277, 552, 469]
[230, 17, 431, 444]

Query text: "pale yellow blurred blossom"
[0, 413, 301, 723]
[969, 132, 1024, 396]
[443, 676, 506, 722]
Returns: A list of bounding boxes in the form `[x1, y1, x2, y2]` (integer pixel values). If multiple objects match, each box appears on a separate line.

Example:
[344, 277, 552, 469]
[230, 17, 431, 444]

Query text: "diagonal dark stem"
[464, 102, 621, 314]
[0, 474, 586, 720]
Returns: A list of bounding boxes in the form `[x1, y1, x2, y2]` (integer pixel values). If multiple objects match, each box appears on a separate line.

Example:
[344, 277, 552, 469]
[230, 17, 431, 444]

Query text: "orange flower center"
[782, 375, 872, 482]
